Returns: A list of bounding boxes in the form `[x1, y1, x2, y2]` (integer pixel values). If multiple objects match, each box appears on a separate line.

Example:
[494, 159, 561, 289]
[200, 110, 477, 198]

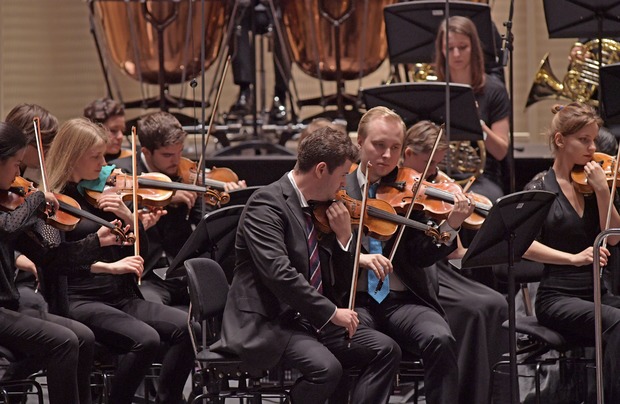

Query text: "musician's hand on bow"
[572, 246, 610, 267]
[43, 192, 59, 215]
[91, 255, 144, 277]
[359, 253, 393, 282]
[332, 308, 359, 338]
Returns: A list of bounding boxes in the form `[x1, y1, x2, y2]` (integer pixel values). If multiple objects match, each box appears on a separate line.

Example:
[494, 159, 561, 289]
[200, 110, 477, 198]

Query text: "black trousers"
[0, 304, 95, 404]
[537, 289, 620, 403]
[281, 320, 400, 404]
[68, 297, 194, 404]
[356, 292, 459, 404]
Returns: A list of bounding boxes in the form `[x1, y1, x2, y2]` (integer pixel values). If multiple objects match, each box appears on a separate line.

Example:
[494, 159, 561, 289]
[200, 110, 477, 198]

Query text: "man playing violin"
[212, 127, 400, 404]
[401, 120, 508, 404]
[345, 107, 475, 404]
[111, 111, 246, 307]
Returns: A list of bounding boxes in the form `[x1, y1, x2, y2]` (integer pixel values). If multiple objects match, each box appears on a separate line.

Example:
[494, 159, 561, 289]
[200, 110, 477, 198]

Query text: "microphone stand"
[500, 0, 518, 402]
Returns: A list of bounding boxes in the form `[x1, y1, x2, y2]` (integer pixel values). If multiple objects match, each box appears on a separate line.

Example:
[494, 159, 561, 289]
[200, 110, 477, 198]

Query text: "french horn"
[526, 39, 620, 108]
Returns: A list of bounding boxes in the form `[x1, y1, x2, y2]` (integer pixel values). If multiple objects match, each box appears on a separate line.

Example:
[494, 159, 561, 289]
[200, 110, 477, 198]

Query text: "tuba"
[526, 39, 620, 108]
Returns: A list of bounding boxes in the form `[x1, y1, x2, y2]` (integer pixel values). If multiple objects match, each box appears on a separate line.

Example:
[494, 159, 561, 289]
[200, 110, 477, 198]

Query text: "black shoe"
[268, 96, 288, 124]
[229, 87, 253, 118]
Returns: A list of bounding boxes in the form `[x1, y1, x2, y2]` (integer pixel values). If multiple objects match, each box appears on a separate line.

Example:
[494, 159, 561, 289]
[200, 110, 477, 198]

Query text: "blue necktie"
[367, 183, 389, 303]
[303, 210, 323, 294]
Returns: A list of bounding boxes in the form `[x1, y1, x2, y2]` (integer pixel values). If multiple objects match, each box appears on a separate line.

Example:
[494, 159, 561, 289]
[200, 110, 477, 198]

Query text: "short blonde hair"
[357, 106, 406, 143]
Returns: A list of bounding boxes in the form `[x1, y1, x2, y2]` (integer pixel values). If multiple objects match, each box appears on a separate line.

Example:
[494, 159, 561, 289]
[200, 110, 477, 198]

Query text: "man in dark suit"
[213, 127, 401, 403]
[347, 107, 474, 404]
[111, 111, 245, 306]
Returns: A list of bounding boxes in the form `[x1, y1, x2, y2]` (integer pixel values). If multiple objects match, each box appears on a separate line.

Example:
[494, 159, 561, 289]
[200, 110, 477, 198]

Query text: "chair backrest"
[201, 204, 246, 282]
[185, 258, 230, 325]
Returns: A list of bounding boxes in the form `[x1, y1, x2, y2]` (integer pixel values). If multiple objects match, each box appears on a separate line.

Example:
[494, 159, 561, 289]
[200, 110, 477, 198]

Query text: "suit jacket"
[111, 157, 196, 275]
[345, 168, 455, 316]
[212, 174, 354, 369]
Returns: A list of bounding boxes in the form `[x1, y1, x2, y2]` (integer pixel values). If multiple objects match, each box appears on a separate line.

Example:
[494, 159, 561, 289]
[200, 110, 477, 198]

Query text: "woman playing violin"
[110, 111, 246, 307]
[401, 120, 508, 404]
[0, 121, 134, 404]
[5, 103, 59, 311]
[46, 118, 194, 404]
[523, 103, 620, 402]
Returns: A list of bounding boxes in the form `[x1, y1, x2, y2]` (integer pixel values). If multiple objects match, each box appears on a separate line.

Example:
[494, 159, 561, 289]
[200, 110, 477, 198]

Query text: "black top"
[0, 191, 102, 313]
[62, 182, 147, 305]
[475, 73, 511, 185]
[534, 168, 602, 298]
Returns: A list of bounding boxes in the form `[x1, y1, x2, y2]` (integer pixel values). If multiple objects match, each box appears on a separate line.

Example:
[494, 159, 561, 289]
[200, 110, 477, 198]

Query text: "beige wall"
[0, 1, 577, 146]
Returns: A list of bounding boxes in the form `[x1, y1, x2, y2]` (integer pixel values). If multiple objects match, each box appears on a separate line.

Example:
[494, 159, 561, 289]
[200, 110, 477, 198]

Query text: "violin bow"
[602, 143, 620, 253]
[193, 55, 231, 188]
[386, 124, 446, 264]
[348, 161, 373, 311]
[32, 118, 50, 193]
[131, 126, 141, 285]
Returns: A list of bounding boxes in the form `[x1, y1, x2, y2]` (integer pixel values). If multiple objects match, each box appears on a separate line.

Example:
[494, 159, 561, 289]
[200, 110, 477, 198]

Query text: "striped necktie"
[303, 210, 323, 294]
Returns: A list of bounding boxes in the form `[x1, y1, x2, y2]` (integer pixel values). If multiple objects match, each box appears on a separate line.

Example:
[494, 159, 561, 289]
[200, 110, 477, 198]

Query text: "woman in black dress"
[0, 121, 133, 404]
[523, 102, 620, 402]
[45, 118, 194, 404]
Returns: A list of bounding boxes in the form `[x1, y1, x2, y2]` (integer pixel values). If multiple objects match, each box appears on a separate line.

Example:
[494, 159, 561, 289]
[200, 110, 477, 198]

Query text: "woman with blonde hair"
[46, 118, 194, 404]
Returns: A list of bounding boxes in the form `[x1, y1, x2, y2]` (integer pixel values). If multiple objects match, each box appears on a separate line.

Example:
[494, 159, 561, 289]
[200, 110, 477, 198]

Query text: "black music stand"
[543, 0, 620, 39]
[600, 63, 620, 126]
[362, 82, 483, 141]
[451, 190, 556, 404]
[163, 204, 245, 280]
[384, 1, 497, 65]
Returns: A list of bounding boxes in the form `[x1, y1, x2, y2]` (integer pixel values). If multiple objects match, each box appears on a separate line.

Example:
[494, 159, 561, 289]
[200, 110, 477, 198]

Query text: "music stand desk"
[362, 82, 483, 141]
[164, 204, 245, 279]
[543, 0, 620, 39]
[384, 0, 497, 64]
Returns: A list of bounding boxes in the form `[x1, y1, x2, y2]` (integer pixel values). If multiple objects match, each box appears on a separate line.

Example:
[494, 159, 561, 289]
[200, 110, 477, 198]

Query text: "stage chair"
[0, 345, 44, 404]
[184, 257, 289, 403]
[489, 260, 592, 404]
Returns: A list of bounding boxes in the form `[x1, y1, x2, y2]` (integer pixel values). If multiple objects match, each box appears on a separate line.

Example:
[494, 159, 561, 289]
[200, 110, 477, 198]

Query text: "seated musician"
[83, 98, 130, 162]
[46, 117, 194, 404]
[5, 103, 59, 310]
[212, 127, 401, 404]
[111, 111, 245, 307]
[401, 120, 508, 404]
[346, 107, 474, 404]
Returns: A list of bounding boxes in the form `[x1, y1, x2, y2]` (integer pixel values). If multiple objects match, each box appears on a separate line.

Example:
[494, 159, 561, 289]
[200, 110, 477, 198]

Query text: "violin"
[1, 176, 133, 242]
[376, 167, 492, 230]
[84, 170, 175, 209]
[312, 190, 451, 243]
[177, 157, 237, 206]
[571, 152, 619, 194]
